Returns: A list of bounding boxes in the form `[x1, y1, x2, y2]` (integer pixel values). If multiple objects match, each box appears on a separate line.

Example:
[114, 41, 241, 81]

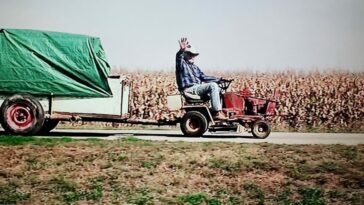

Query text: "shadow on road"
[118, 132, 255, 139]
[0, 130, 255, 139]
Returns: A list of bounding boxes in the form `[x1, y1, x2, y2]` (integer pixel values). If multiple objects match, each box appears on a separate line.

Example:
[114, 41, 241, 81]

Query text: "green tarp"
[0, 29, 112, 97]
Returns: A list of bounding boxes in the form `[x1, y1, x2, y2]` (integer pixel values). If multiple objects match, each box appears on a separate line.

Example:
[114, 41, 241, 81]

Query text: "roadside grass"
[0, 135, 72, 145]
[0, 135, 105, 146]
[0, 135, 362, 204]
[178, 192, 221, 205]
[0, 182, 30, 204]
[49, 175, 103, 204]
[243, 183, 265, 205]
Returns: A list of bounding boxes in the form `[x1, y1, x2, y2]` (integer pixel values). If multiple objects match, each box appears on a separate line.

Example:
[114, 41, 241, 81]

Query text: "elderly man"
[175, 37, 227, 120]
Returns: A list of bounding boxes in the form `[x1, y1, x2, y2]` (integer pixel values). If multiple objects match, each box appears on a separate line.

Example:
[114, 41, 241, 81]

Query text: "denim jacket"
[175, 50, 218, 91]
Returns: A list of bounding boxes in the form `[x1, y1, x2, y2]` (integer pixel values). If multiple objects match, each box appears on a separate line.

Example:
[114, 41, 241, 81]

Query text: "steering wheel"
[217, 78, 233, 91]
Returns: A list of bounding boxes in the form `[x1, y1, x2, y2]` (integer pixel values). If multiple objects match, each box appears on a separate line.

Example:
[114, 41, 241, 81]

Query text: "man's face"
[184, 52, 197, 63]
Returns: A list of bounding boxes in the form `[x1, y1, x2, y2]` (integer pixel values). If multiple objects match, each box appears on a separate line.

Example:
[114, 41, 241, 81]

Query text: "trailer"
[0, 29, 177, 135]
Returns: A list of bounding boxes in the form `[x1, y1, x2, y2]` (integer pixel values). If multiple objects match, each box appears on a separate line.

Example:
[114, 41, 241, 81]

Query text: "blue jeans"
[184, 82, 222, 111]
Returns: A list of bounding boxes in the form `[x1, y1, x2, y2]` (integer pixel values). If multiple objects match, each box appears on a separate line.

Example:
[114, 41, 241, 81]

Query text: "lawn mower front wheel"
[251, 120, 271, 139]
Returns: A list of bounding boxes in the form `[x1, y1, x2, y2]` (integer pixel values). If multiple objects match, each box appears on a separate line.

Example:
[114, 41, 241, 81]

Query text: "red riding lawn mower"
[179, 79, 279, 138]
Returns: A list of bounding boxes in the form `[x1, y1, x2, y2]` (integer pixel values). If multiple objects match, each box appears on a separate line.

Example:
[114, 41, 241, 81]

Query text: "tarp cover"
[0, 29, 112, 97]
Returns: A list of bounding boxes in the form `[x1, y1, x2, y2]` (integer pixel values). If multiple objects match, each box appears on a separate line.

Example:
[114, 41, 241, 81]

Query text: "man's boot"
[213, 111, 228, 120]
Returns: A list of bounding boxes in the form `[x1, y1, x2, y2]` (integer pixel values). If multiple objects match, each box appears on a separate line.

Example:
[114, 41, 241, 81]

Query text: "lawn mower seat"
[182, 91, 209, 104]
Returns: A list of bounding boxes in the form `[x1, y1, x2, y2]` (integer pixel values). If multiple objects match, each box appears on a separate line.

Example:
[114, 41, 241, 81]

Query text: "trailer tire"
[251, 120, 271, 139]
[38, 120, 59, 134]
[0, 95, 45, 135]
[180, 111, 208, 137]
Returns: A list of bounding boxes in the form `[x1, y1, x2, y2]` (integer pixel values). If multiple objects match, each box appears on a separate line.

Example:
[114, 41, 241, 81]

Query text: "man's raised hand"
[179, 37, 189, 51]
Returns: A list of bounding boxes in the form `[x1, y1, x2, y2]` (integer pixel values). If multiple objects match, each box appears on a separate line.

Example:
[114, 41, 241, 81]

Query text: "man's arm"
[176, 38, 189, 68]
[176, 50, 184, 68]
[195, 66, 219, 82]
[176, 38, 189, 69]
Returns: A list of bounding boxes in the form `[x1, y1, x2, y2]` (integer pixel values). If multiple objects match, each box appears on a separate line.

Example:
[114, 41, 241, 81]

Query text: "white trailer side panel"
[0, 77, 129, 116]
[52, 78, 123, 115]
[121, 84, 130, 115]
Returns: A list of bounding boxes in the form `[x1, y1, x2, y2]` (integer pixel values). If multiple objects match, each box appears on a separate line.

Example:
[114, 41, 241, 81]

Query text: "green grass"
[0, 135, 107, 146]
[298, 187, 325, 205]
[123, 136, 146, 142]
[317, 161, 340, 173]
[243, 183, 265, 205]
[0, 135, 74, 145]
[338, 146, 359, 160]
[0, 182, 30, 204]
[275, 187, 293, 205]
[178, 192, 221, 205]
[50, 176, 104, 204]
[208, 158, 242, 172]
[127, 187, 154, 205]
[0, 135, 362, 204]
[140, 161, 156, 169]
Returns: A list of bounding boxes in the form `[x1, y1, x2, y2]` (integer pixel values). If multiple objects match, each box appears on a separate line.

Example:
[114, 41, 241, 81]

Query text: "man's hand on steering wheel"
[218, 77, 233, 83]
[216, 78, 234, 91]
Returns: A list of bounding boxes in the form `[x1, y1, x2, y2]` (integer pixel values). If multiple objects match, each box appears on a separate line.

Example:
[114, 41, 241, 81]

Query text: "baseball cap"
[184, 45, 199, 56]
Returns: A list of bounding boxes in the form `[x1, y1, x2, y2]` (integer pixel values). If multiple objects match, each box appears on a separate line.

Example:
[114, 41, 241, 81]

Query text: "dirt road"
[35, 129, 364, 145]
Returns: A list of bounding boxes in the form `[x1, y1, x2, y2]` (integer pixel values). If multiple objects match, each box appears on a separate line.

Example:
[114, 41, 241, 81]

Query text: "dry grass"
[0, 136, 362, 204]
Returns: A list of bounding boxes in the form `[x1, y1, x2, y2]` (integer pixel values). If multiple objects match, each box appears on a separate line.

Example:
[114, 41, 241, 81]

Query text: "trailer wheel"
[180, 111, 208, 137]
[0, 95, 45, 135]
[251, 120, 271, 139]
[38, 120, 59, 134]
